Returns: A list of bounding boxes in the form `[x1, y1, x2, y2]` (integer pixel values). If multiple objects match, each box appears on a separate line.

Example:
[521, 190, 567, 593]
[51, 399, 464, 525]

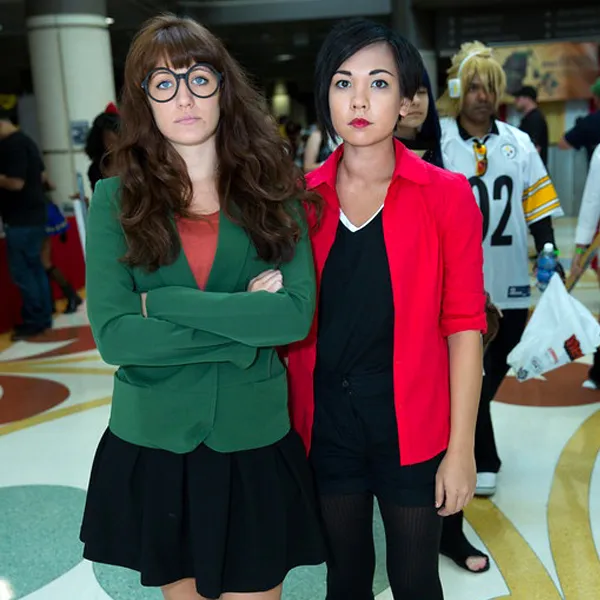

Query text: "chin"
[341, 128, 395, 148]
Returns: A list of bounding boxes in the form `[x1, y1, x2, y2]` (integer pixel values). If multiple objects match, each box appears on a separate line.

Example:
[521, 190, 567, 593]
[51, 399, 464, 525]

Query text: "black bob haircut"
[315, 18, 425, 143]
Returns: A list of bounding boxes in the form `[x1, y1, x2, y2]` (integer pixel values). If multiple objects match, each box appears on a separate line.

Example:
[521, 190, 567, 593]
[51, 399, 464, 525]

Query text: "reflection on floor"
[0, 219, 599, 600]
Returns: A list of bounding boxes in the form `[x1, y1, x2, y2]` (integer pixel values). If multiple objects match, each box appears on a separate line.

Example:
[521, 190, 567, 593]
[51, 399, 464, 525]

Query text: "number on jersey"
[469, 176, 514, 246]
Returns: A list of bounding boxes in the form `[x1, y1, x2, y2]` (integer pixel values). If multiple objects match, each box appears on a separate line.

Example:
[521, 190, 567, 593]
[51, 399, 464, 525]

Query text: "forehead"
[337, 42, 397, 74]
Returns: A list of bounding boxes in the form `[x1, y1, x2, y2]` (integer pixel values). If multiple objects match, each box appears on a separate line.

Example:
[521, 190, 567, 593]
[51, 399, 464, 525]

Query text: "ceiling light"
[275, 54, 294, 62]
[105, 17, 115, 25]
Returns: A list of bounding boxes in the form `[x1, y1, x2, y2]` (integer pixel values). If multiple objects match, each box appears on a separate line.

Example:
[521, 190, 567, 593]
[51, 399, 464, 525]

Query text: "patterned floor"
[0, 219, 599, 600]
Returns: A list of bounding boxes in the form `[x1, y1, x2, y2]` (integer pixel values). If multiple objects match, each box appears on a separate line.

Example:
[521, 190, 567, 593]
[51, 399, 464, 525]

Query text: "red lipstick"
[350, 118, 371, 128]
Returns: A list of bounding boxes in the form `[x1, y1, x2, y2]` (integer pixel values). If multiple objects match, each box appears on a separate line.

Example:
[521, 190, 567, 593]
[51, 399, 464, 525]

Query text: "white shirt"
[575, 145, 600, 245]
[441, 118, 562, 310]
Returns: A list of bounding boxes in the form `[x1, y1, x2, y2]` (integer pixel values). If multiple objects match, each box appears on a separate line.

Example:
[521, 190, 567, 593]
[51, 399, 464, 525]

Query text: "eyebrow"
[333, 69, 395, 77]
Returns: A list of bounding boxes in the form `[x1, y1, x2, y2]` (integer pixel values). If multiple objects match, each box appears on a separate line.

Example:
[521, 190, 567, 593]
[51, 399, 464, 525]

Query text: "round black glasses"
[141, 63, 222, 103]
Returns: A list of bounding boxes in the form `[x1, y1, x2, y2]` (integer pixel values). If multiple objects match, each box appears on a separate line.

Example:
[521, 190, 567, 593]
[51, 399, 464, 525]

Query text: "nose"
[477, 87, 491, 103]
[176, 79, 194, 108]
[351, 85, 369, 112]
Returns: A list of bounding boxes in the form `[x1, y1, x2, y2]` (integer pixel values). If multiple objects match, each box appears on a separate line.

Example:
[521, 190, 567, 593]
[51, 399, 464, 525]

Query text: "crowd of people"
[2, 10, 599, 600]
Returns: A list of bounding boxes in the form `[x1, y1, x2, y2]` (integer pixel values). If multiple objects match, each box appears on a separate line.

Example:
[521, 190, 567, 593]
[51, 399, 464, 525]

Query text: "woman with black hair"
[287, 18, 486, 600]
[84, 103, 120, 191]
[394, 67, 491, 574]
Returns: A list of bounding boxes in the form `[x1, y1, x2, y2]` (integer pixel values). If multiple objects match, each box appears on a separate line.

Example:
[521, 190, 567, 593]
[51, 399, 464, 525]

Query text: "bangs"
[461, 56, 506, 99]
[135, 19, 224, 81]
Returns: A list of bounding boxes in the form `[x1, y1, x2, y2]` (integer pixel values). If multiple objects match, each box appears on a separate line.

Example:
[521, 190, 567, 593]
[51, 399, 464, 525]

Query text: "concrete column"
[391, 0, 438, 98]
[25, 0, 116, 203]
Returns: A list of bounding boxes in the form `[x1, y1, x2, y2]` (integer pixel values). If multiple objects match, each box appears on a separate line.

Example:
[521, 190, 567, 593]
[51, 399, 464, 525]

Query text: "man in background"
[515, 86, 548, 165]
[558, 77, 600, 162]
[0, 108, 52, 340]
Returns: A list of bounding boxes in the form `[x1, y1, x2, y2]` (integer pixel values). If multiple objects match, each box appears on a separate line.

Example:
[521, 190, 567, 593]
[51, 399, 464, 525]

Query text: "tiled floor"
[0, 219, 599, 600]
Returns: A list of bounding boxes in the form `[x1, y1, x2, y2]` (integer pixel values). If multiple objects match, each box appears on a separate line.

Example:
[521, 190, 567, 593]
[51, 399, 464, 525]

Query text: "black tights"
[319, 493, 443, 600]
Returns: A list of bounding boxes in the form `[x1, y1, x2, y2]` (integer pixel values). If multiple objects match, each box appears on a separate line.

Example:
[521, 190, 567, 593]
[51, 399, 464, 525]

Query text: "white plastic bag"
[507, 274, 600, 382]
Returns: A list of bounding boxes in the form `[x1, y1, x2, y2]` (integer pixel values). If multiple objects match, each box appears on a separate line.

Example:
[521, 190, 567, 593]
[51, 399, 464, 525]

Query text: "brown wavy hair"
[115, 14, 321, 272]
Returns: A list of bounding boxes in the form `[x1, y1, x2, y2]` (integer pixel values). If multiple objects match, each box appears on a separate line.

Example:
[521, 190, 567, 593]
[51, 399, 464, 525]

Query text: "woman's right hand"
[248, 270, 283, 293]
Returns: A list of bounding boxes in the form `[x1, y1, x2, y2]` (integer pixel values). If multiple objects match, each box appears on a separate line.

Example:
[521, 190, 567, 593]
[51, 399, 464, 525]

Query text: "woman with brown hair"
[80, 14, 324, 600]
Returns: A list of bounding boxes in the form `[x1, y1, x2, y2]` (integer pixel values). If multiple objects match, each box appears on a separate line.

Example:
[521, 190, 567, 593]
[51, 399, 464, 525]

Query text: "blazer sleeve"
[86, 180, 257, 368]
[439, 174, 487, 337]
[145, 209, 316, 347]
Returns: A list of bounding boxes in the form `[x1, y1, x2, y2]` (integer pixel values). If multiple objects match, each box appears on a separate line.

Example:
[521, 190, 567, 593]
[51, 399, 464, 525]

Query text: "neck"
[523, 103, 536, 116]
[339, 136, 396, 184]
[395, 124, 417, 140]
[173, 135, 218, 186]
[459, 114, 492, 140]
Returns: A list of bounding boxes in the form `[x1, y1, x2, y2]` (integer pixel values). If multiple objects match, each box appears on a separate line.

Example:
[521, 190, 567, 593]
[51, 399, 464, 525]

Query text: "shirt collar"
[457, 117, 499, 141]
[306, 137, 430, 191]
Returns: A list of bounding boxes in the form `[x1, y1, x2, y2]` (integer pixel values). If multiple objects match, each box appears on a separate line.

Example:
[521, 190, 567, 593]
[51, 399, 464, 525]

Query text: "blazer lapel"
[204, 211, 250, 292]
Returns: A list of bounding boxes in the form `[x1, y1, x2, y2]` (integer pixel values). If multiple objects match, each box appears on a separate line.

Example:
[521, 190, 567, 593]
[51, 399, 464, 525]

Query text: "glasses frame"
[141, 63, 223, 103]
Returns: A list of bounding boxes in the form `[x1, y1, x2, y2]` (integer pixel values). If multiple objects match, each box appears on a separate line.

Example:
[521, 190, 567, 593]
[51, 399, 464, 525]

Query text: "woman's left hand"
[435, 448, 476, 516]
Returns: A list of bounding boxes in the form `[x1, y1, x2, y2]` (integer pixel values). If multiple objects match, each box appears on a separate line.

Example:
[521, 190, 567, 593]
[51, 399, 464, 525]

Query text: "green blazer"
[86, 177, 316, 454]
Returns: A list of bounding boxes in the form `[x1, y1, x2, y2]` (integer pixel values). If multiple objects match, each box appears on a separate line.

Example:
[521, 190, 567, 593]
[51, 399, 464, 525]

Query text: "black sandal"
[440, 538, 490, 574]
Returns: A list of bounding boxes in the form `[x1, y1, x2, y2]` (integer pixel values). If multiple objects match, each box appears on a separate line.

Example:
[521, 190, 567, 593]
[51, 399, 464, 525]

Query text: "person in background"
[303, 124, 339, 172]
[514, 86, 548, 165]
[438, 41, 563, 496]
[85, 103, 120, 191]
[288, 18, 486, 599]
[396, 65, 492, 574]
[0, 108, 53, 340]
[42, 180, 83, 314]
[395, 68, 443, 167]
[80, 15, 325, 600]
[558, 77, 600, 162]
[570, 143, 600, 389]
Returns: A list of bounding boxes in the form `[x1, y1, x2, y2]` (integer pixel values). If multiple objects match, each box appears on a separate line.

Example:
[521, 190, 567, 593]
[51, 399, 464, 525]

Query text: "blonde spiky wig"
[437, 41, 506, 118]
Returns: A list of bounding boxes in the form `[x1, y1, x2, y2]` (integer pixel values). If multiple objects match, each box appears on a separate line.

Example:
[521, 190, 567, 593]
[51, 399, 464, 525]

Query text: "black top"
[564, 110, 600, 162]
[519, 107, 549, 165]
[316, 211, 394, 375]
[0, 131, 46, 227]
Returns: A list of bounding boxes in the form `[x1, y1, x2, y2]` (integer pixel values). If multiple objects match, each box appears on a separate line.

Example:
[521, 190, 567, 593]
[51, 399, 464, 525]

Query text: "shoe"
[64, 294, 83, 314]
[11, 326, 48, 341]
[582, 380, 598, 390]
[475, 472, 497, 497]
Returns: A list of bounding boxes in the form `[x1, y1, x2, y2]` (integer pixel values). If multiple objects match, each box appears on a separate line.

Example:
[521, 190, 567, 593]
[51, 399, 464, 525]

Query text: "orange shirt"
[177, 212, 220, 290]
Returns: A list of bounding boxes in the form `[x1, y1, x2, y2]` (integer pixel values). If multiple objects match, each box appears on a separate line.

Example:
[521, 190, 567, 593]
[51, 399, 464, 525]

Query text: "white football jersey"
[440, 118, 562, 310]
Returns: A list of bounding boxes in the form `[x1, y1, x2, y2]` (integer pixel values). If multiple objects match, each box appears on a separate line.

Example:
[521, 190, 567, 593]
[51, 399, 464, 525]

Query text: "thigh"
[222, 585, 282, 600]
[162, 578, 209, 600]
[21, 227, 46, 266]
[310, 383, 368, 496]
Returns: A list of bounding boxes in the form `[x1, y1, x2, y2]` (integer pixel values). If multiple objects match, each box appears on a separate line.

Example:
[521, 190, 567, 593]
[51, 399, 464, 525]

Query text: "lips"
[176, 116, 199, 124]
[350, 118, 371, 128]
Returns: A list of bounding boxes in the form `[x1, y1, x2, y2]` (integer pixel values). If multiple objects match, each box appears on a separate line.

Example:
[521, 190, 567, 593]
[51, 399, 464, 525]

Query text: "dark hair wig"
[85, 112, 121, 164]
[115, 14, 320, 272]
[314, 18, 425, 143]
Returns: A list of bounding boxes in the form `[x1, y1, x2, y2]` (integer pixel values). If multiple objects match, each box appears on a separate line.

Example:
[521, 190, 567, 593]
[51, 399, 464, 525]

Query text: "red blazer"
[288, 139, 487, 466]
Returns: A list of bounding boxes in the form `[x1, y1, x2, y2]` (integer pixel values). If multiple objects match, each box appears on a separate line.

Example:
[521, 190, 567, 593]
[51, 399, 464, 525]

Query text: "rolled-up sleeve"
[439, 174, 487, 337]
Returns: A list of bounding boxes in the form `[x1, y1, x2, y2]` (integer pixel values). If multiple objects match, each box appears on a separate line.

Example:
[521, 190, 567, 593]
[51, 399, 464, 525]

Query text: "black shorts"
[310, 370, 444, 507]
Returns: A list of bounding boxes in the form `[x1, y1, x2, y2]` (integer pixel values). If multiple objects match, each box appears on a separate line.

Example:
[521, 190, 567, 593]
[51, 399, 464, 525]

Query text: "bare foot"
[466, 556, 489, 572]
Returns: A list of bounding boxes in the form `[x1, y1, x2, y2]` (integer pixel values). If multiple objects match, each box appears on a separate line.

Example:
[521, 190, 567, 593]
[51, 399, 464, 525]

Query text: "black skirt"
[80, 428, 325, 599]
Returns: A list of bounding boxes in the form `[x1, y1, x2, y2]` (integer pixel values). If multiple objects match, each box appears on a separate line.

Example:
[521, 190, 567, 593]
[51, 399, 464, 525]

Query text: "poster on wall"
[493, 42, 599, 102]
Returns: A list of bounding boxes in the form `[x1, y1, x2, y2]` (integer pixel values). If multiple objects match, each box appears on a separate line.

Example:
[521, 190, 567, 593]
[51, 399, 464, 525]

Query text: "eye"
[191, 76, 209, 86]
[372, 79, 389, 89]
[156, 79, 174, 90]
[334, 79, 351, 89]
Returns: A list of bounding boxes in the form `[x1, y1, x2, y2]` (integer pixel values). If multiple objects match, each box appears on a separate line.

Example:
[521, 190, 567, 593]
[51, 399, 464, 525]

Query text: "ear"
[399, 97, 411, 119]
